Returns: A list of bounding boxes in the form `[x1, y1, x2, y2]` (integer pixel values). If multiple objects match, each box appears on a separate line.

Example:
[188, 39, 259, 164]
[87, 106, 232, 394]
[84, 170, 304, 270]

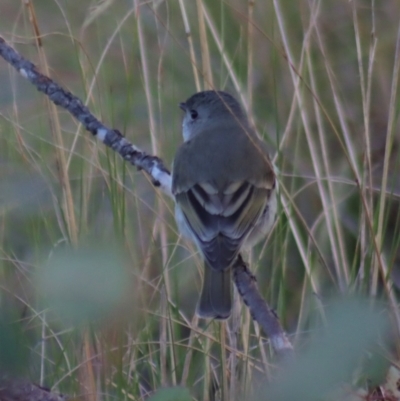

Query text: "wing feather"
[175, 181, 270, 270]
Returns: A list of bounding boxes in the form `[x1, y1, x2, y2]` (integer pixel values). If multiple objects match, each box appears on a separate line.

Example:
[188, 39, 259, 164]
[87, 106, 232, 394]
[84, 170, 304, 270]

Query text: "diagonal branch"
[233, 255, 293, 355]
[0, 36, 172, 198]
[0, 36, 293, 360]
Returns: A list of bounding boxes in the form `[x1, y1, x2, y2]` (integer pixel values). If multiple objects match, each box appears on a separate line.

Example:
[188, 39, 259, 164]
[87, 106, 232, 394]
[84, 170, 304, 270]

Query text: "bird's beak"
[179, 102, 187, 111]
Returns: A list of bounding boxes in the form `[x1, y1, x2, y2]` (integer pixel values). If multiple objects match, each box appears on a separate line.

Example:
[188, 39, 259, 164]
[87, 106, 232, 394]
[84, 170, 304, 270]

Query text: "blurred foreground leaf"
[35, 244, 130, 327]
[0, 309, 28, 375]
[258, 298, 389, 401]
[147, 387, 192, 401]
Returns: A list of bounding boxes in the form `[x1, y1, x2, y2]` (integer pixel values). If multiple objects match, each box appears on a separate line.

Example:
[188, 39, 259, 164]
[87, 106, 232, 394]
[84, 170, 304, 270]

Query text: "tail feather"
[197, 263, 232, 319]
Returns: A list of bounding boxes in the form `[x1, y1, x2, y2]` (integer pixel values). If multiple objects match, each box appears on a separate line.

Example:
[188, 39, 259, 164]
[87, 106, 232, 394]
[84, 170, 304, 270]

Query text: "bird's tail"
[197, 263, 232, 319]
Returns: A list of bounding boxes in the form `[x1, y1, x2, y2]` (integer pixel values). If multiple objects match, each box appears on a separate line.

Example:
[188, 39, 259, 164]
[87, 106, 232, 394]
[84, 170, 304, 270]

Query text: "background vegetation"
[0, 0, 400, 400]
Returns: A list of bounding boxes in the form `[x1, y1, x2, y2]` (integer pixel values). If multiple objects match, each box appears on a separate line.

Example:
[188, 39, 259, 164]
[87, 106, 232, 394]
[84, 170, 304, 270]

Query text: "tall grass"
[0, 0, 399, 400]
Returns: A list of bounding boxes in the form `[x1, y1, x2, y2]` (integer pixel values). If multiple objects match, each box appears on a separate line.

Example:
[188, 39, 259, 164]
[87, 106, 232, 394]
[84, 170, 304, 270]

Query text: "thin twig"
[233, 255, 293, 357]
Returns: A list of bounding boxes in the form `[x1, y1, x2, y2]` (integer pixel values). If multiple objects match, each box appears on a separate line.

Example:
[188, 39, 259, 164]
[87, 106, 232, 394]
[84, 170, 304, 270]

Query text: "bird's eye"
[190, 110, 198, 120]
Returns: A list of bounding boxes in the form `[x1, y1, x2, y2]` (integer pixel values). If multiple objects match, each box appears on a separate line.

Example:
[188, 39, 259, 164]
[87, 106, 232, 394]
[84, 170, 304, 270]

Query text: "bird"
[172, 90, 276, 319]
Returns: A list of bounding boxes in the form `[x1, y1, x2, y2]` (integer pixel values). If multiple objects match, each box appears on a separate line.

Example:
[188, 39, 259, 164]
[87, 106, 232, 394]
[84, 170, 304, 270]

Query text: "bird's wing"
[175, 180, 271, 270]
[172, 122, 275, 270]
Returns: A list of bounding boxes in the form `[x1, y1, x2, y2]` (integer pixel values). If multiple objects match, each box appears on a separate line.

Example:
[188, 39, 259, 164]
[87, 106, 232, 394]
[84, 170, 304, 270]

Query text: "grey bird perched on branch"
[172, 91, 276, 319]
